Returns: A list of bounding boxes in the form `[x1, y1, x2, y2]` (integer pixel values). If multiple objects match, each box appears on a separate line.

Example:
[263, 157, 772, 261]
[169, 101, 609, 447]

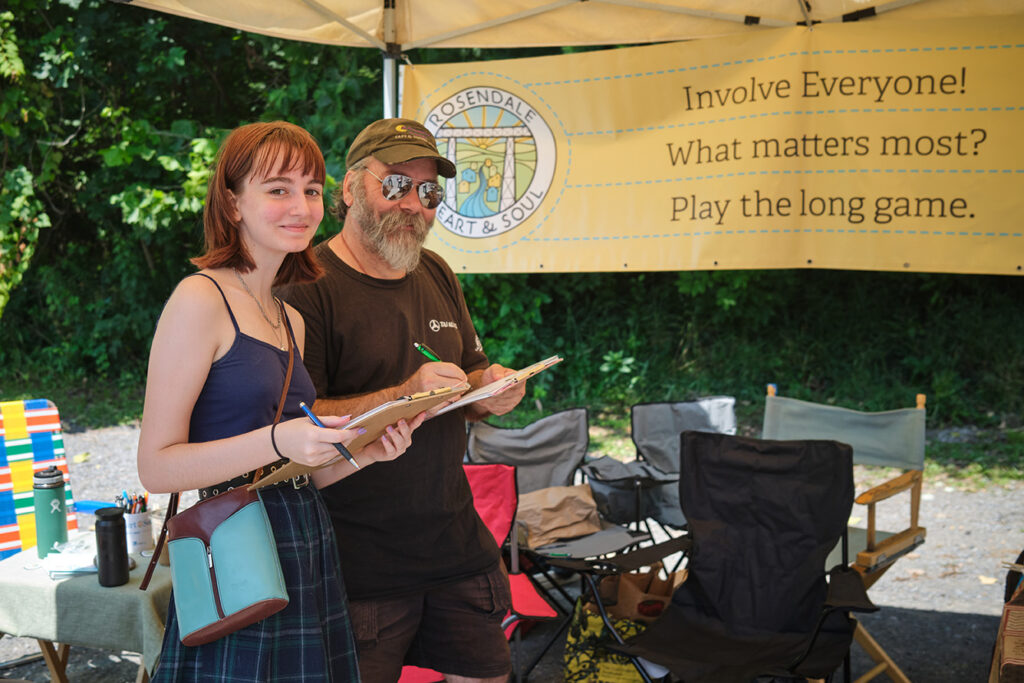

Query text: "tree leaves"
[0, 166, 51, 317]
[0, 0, 381, 378]
[0, 11, 26, 81]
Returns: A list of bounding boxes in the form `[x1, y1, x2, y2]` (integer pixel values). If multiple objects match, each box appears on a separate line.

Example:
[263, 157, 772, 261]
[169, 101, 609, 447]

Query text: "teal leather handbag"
[164, 485, 288, 646]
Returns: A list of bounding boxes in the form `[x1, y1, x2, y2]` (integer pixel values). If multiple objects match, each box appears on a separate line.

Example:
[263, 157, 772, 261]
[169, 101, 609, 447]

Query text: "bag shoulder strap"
[139, 490, 178, 590]
[141, 308, 294, 591]
[274, 298, 295, 426]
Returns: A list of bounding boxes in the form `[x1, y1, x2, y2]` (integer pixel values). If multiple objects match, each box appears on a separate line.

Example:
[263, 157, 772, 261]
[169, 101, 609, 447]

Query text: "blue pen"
[299, 402, 360, 470]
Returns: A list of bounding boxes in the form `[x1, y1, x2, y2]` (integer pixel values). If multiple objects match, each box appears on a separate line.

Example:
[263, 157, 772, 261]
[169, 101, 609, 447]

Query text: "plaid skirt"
[152, 483, 359, 682]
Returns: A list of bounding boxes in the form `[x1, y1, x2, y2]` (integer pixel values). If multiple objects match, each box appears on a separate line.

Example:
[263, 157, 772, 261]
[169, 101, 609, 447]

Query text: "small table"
[0, 543, 171, 682]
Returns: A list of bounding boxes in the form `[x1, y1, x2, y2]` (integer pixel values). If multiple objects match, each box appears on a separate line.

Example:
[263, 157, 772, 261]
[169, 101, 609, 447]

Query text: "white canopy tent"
[119, 0, 1024, 116]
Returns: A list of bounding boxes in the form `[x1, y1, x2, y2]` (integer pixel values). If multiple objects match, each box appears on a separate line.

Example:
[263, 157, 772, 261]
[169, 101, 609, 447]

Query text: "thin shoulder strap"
[190, 272, 240, 332]
[140, 491, 177, 591]
[277, 297, 299, 350]
[273, 305, 295, 425]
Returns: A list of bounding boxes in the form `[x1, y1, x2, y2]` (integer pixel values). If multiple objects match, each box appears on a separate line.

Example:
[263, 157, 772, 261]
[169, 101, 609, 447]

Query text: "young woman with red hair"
[138, 121, 421, 681]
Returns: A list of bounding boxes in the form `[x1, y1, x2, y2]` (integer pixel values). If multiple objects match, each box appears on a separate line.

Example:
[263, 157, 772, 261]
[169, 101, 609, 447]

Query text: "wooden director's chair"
[763, 386, 928, 683]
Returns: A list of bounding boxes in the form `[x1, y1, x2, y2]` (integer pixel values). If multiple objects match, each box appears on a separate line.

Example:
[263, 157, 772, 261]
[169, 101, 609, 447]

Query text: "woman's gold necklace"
[233, 270, 285, 350]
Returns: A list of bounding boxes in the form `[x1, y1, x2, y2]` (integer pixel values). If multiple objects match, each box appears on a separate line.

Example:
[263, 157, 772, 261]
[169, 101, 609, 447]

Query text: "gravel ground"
[1, 424, 1020, 682]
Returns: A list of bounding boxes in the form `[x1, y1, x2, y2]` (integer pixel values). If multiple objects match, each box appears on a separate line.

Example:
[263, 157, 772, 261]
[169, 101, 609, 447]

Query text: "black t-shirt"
[279, 241, 497, 599]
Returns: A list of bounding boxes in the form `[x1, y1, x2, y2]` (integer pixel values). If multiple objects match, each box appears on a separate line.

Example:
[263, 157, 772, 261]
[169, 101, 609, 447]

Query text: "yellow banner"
[401, 15, 1023, 275]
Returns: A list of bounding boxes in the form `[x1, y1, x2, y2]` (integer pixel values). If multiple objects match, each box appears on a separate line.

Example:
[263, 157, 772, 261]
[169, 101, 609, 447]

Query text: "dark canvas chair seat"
[579, 457, 677, 527]
[612, 431, 877, 683]
[532, 524, 648, 559]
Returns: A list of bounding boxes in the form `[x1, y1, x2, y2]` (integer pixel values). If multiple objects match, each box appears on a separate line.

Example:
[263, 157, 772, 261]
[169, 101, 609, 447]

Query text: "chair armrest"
[542, 536, 691, 575]
[854, 470, 921, 506]
[855, 469, 923, 535]
[853, 470, 927, 580]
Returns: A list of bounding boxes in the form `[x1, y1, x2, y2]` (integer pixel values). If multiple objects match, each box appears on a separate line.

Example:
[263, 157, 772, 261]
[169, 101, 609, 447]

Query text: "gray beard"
[350, 180, 430, 273]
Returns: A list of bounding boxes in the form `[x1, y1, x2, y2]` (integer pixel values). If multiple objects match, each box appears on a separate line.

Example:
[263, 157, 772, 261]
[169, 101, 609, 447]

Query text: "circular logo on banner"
[424, 88, 556, 239]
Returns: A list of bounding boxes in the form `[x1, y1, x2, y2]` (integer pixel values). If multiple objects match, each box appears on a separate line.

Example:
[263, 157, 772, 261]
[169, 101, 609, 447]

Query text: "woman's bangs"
[250, 133, 326, 185]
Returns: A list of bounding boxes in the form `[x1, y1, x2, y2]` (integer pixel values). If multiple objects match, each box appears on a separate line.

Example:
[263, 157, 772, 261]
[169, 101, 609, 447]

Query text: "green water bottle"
[33, 466, 68, 558]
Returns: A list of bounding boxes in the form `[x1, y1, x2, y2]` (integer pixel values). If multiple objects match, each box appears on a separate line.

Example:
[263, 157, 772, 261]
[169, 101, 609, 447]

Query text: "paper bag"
[593, 563, 688, 623]
[516, 484, 603, 548]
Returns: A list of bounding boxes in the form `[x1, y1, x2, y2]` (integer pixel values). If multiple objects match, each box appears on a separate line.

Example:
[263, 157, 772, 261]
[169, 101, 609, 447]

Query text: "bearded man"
[278, 118, 525, 683]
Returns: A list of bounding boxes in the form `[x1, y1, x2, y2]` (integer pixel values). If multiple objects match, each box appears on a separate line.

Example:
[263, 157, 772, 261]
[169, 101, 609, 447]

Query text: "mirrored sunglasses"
[366, 169, 445, 209]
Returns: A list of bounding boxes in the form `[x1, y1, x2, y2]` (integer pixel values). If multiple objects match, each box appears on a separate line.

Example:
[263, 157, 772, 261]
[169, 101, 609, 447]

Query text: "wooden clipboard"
[434, 355, 563, 416]
[249, 383, 468, 490]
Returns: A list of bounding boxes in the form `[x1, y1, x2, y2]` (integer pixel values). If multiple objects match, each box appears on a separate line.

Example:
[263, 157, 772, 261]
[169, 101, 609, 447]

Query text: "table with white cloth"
[0, 541, 171, 682]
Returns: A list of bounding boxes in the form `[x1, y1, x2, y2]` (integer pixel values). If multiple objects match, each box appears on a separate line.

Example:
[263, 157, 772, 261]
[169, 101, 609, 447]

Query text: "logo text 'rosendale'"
[425, 87, 555, 239]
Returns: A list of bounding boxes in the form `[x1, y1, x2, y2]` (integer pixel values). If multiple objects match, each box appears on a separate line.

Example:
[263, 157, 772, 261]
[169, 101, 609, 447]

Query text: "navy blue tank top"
[188, 273, 316, 447]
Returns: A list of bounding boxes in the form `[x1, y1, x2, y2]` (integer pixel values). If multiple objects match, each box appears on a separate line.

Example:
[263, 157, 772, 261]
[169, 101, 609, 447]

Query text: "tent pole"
[383, 52, 398, 118]
[381, 0, 398, 118]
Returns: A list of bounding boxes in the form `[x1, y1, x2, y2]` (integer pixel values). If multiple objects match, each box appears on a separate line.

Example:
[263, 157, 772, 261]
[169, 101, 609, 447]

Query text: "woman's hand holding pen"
[275, 412, 422, 469]
[273, 415, 366, 468]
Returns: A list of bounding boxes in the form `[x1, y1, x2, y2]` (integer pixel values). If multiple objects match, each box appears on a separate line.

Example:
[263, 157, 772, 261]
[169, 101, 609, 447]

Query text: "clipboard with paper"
[434, 355, 563, 416]
[250, 383, 469, 490]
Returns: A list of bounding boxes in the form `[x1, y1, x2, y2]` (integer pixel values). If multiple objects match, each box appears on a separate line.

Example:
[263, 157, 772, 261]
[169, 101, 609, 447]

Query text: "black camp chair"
[556, 431, 877, 683]
[585, 397, 736, 539]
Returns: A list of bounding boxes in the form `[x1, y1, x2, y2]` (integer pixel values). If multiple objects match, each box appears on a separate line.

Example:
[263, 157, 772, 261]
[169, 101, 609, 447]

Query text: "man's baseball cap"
[346, 118, 456, 178]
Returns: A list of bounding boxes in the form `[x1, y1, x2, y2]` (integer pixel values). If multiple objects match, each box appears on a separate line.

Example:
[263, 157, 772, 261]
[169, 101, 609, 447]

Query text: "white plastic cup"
[124, 511, 155, 553]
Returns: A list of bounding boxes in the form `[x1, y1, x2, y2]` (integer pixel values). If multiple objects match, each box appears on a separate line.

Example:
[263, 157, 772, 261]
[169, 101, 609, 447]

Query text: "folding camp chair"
[762, 386, 928, 683]
[0, 399, 78, 560]
[585, 397, 736, 535]
[467, 408, 649, 610]
[399, 463, 560, 683]
[573, 431, 877, 683]
[467, 407, 590, 494]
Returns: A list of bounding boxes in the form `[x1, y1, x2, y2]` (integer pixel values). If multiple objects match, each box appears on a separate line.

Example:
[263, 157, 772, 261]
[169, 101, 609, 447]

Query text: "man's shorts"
[348, 563, 513, 683]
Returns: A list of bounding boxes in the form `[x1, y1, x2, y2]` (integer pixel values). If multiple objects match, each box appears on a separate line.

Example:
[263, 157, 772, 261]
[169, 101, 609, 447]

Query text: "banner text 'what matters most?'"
[402, 14, 1023, 274]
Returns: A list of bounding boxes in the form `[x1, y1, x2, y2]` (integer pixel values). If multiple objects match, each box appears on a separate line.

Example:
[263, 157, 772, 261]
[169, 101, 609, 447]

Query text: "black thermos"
[95, 506, 130, 587]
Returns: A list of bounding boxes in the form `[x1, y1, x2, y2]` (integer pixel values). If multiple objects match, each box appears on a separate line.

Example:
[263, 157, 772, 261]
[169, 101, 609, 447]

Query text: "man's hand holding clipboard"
[436, 355, 563, 417]
[410, 342, 563, 419]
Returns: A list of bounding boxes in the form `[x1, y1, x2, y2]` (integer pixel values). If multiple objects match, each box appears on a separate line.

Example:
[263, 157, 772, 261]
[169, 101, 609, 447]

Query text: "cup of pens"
[121, 492, 153, 554]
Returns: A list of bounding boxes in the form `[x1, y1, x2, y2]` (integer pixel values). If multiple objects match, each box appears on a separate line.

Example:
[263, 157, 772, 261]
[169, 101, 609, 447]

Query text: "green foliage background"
[2, 1, 1023, 445]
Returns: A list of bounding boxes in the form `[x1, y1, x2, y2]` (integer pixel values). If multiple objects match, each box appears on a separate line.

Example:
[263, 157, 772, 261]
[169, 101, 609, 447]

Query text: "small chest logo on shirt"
[429, 319, 458, 332]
